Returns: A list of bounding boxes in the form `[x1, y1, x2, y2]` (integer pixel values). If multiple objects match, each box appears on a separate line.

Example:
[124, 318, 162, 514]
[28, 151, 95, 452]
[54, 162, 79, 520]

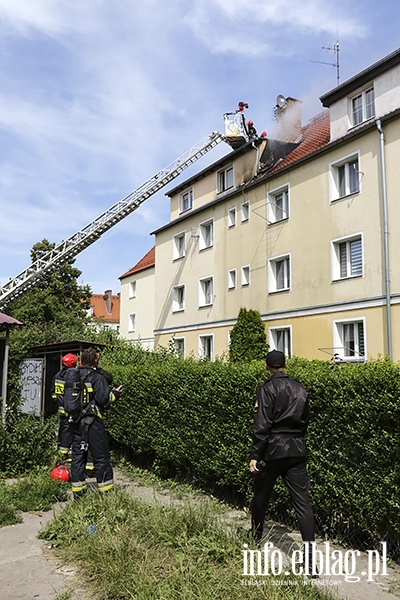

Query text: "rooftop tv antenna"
[310, 40, 340, 85]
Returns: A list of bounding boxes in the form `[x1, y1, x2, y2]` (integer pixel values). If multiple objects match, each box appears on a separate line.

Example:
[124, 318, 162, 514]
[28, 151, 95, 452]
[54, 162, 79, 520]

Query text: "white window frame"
[330, 153, 360, 202]
[267, 184, 289, 224]
[331, 233, 363, 281]
[198, 276, 214, 307]
[228, 269, 237, 290]
[228, 207, 236, 228]
[241, 265, 250, 287]
[128, 280, 137, 299]
[269, 326, 292, 358]
[198, 334, 214, 360]
[128, 313, 136, 332]
[172, 337, 185, 357]
[217, 165, 234, 193]
[333, 318, 366, 363]
[268, 254, 291, 293]
[172, 284, 185, 312]
[199, 219, 214, 250]
[241, 201, 250, 223]
[173, 231, 186, 260]
[179, 187, 193, 213]
[351, 86, 375, 127]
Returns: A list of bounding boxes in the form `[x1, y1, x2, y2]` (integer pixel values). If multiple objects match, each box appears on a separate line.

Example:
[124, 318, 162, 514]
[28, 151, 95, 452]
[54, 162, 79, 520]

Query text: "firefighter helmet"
[248, 120, 253, 126]
[62, 353, 77, 368]
[50, 465, 70, 482]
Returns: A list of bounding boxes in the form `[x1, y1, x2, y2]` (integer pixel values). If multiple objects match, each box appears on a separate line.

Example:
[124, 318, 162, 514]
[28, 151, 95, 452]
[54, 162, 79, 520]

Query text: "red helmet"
[62, 353, 77, 368]
[247, 120, 253, 126]
[50, 465, 70, 482]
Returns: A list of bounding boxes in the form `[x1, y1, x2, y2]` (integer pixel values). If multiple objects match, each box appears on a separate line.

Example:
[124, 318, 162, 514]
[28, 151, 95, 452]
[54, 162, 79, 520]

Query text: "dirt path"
[1, 470, 399, 599]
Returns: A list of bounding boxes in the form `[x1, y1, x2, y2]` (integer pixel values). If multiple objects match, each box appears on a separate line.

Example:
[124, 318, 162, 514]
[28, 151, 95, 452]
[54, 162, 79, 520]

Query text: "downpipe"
[376, 119, 392, 360]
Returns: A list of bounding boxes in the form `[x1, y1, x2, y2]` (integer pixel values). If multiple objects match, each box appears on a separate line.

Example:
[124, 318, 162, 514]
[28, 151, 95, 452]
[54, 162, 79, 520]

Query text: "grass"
[0, 467, 69, 526]
[39, 486, 335, 600]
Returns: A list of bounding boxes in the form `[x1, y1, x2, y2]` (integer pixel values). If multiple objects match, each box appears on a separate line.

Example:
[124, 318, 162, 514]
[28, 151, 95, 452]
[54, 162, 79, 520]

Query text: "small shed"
[28, 340, 106, 417]
[0, 313, 23, 425]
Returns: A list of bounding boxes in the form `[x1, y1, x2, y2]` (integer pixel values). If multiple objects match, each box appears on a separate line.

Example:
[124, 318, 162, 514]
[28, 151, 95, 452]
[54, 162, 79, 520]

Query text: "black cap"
[266, 350, 285, 368]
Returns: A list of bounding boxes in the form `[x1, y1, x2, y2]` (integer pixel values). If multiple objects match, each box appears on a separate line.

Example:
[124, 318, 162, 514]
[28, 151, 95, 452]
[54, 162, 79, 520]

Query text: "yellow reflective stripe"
[58, 408, 68, 416]
[71, 482, 87, 493]
[98, 480, 114, 492]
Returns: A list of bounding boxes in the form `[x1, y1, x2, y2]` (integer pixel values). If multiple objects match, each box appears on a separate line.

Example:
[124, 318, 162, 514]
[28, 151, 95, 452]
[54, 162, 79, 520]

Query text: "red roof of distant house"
[269, 110, 330, 173]
[90, 292, 120, 323]
[119, 246, 155, 279]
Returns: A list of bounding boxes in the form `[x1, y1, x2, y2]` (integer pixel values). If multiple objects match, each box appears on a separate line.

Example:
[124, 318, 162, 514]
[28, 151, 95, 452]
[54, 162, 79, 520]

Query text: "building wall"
[120, 266, 155, 349]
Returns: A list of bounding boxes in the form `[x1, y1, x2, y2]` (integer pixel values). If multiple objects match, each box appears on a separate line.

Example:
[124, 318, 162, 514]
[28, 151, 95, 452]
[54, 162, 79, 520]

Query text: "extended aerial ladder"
[0, 131, 225, 311]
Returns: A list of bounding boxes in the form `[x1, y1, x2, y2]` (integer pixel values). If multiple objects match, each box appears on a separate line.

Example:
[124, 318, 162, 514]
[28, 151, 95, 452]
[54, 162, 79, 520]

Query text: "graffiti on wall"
[20, 359, 43, 416]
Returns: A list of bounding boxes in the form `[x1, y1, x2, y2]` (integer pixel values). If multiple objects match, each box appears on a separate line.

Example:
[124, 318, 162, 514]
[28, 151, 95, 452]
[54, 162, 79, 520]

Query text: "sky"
[0, 0, 399, 298]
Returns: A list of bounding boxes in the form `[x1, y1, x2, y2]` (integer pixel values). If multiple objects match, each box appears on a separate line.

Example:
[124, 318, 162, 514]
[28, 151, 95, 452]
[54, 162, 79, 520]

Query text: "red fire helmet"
[50, 465, 70, 482]
[62, 353, 77, 368]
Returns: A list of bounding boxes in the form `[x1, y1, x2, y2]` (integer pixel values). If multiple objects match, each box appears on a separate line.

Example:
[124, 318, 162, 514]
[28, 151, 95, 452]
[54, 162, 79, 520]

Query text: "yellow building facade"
[126, 48, 400, 363]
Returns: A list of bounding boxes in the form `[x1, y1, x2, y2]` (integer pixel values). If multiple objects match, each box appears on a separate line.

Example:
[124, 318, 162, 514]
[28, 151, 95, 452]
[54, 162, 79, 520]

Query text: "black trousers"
[70, 418, 114, 494]
[250, 457, 315, 543]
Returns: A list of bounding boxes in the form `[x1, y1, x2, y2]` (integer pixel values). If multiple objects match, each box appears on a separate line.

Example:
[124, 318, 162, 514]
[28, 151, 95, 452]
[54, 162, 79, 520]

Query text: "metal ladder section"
[0, 131, 225, 310]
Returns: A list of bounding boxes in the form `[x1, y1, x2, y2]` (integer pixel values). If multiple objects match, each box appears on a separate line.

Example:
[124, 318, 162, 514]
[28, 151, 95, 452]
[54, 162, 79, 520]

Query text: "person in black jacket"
[249, 350, 315, 546]
[70, 347, 122, 499]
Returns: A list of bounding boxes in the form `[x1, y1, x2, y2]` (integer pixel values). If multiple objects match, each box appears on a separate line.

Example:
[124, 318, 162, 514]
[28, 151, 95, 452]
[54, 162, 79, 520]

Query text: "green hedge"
[105, 354, 400, 555]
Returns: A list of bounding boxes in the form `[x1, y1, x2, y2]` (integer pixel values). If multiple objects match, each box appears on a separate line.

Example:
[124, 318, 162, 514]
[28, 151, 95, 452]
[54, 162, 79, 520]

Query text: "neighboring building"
[119, 246, 155, 349]
[89, 290, 120, 332]
[119, 48, 400, 363]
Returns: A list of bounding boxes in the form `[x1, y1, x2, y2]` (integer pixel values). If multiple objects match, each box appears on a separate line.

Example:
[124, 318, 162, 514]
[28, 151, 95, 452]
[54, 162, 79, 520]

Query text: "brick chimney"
[103, 290, 112, 315]
[274, 97, 302, 142]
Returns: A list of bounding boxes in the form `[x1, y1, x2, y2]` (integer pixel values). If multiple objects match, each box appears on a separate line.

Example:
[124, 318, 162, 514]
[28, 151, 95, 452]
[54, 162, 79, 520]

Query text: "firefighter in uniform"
[70, 347, 122, 499]
[51, 353, 78, 464]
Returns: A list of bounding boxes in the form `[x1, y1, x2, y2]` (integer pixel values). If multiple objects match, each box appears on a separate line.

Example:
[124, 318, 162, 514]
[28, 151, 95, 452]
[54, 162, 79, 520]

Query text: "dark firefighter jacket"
[51, 367, 69, 416]
[250, 372, 309, 462]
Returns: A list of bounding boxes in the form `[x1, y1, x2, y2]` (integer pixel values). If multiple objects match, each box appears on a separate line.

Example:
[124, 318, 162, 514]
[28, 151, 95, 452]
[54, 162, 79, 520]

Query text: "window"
[352, 87, 375, 126]
[334, 319, 366, 362]
[228, 269, 237, 289]
[172, 285, 185, 312]
[228, 207, 236, 228]
[129, 280, 137, 299]
[199, 335, 214, 359]
[268, 255, 290, 292]
[173, 232, 185, 260]
[241, 265, 250, 286]
[241, 201, 250, 222]
[267, 186, 289, 224]
[332, 235, 363, 280]
[199, 220, 213, 250]
[217, 165, 233, 193]
[331, 155, 360, 201]
[179, 188, 193, 213]
[173, 337, 185, 357]
[199, 277, 214, 306]
[269, 327, 291, 357]
[128, 313, 136, 332]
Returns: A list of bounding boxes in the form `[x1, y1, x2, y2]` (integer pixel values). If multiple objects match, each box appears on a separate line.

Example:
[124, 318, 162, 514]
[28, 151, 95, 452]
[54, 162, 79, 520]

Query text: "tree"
[229, 307, 268, 363]
[7, 239, 92, 335]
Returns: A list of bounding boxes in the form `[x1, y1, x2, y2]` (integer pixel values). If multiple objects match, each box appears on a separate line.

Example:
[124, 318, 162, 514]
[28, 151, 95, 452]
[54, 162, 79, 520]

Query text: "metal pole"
[1, 330, 9, 426]
[376, 119, 392, 359]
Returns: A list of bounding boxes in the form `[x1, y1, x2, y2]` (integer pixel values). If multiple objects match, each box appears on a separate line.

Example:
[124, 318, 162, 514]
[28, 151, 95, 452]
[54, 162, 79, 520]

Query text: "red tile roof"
[269, 110, 330, 173]
[119, 246, 155, 279]
[90, 293, 120, 323]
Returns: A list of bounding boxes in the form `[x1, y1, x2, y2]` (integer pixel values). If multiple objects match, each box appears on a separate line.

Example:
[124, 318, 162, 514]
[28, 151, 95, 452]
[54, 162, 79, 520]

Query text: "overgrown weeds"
[39, 487, 334, 600]
[0, 467, 69, 526]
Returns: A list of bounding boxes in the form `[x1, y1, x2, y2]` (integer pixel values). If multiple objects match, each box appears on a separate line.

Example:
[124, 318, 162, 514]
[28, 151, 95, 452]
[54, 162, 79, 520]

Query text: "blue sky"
[0, 0, 398, 297]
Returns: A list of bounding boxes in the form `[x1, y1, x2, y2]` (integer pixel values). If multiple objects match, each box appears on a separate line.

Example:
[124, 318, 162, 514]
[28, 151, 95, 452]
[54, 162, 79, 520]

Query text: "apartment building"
[119, 246, 155, 349]
[123, 48, 400, 362]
